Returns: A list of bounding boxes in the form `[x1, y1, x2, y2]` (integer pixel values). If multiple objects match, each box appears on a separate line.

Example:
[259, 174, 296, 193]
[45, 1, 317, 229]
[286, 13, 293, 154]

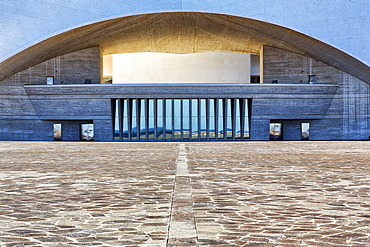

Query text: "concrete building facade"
[0, 11, 369, 141]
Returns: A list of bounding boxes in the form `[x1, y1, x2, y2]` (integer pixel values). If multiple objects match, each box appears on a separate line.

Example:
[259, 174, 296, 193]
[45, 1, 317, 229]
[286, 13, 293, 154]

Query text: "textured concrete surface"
[2, 12, 369, 84]
[0, 141, 370, 246]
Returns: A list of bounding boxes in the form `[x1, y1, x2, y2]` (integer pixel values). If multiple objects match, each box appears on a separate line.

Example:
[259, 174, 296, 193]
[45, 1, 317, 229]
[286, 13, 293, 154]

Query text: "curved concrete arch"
[0, 12, 369, 83]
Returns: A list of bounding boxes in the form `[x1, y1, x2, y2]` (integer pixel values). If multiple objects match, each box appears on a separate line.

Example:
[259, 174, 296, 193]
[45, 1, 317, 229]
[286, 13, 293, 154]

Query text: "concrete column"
[136, 99, 141, 140]
[119, 99, 123, 140]
[127, 98, 132, 141]
[172, 99, 175, 141]
[145, 99, 149, 141]
[240, 98, 246, 140]
[189, 98, 193, 141]
[163, 99, 166, 141]
[180, 99, 184, 141]
[198, 98, 201, 141]
[215, 98, 219, 140]
[154, 98, 158, 141]
[232, 98, 236, 140]
[206, 98, 210, 141]
[223, 98, 228, 140]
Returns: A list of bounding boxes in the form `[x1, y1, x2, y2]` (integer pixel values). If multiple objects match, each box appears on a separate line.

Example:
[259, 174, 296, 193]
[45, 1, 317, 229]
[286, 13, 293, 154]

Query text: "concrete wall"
[1, 44, 369, 141]
[250, 55, 260, 76]
[261, 46, 370, 140]
[262, 46, 341, 84]
[0, 46, 103, 141]
[112, 52, 251, 83]
[24, 83, 338, 141]
[1, 46, 101, 86]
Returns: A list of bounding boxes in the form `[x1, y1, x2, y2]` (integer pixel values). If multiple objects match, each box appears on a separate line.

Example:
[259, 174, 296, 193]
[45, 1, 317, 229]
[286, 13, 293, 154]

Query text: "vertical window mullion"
[215, 98, 219, 140]
[198, 98, 201, 141]
[127, 98, 132, 141]
[189, 98, 192, 141]
[136, 98, 140, 141]
[163, 98, 166, 141]
[119, 99, 124, 140]
[180, 99, 184, 141]
[111, 99, 117, 140]
[172, 99, 175, 141]
[145, 99, 149, 141]
[223, 98, 228, 140]
[206, 98, 210, 141]
[240, 98, 246, 140]
[154, 99, 157, 141]
[232, 98, 236, 140]
[248, 99, 252, 139]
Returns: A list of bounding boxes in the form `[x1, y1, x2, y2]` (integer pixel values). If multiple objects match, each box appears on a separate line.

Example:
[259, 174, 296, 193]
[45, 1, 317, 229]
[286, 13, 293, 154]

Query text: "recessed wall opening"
[301, 122, 310, 140]
[53, 123, 62, 141]
[112, 98, 251, 142]
[103, 52, 260, 84]
[270, 122, 283, 141]
[81, 123, 94, 141]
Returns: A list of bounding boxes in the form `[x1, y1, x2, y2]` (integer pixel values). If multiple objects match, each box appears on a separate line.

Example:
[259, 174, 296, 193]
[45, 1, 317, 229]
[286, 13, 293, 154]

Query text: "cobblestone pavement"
[0, 141, 370, 246]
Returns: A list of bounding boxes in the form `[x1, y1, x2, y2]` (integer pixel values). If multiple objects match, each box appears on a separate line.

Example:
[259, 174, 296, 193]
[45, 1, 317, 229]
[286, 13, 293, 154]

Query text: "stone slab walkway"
[0, 141, 370, 246]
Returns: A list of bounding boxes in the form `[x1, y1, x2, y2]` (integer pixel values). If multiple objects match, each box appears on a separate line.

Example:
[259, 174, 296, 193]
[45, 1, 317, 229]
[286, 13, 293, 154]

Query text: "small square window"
[309, 75, 317, 84]
[47, 76, 54, 85]
[81, 123, 94, 141]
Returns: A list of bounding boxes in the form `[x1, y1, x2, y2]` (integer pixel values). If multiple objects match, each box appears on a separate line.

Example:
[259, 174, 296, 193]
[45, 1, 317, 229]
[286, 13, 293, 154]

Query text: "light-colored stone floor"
[0, 141, 369, 246]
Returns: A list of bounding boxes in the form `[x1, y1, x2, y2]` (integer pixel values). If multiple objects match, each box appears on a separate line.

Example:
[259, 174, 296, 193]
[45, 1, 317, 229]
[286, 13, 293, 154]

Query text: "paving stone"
[0, 141, 370, 246]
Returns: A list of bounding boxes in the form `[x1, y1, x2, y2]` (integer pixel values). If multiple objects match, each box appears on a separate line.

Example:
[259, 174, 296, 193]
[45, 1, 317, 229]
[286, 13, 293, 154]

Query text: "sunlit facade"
[0, 12, 369, 141]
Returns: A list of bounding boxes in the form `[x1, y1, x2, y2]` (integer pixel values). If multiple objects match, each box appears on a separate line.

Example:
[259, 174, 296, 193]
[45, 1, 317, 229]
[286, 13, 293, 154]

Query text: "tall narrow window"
[131, 99, 137, 141]
[191, 99, 198, 140]
[174, 99, 181, 140]
[218, 99, 224, 139]
[113, 99, 120, 140]
[200, 99, 207, 140]
[53, 123, 62, 141]
[157, 99, 164, 140]
[148, 99, 155, 141]
[165, 99, 172, 141]
[122, 99, 128, 141]
[301, 123, 310, 140]
[139, 99, 146, 140]
[183, 99, 190, 140]
[209, 99, 215, 140]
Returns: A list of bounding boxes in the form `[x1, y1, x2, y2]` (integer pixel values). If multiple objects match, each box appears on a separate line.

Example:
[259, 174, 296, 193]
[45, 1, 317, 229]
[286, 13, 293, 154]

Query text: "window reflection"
[112, 98, 250, 141]
[301, 122, 310, 140]
[53, 123, 62, 141]
[183, 99, 190, 140]
[81, 124, 94, 141]
[270, 123, 283, 141]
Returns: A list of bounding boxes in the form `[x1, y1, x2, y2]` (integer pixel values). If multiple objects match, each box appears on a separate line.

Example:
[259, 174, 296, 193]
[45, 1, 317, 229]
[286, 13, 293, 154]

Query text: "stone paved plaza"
[0, 141, 370, 246]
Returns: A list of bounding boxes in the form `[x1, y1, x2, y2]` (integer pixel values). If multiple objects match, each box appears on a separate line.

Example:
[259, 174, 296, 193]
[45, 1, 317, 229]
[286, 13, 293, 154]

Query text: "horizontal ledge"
[24, 83, 339, 88]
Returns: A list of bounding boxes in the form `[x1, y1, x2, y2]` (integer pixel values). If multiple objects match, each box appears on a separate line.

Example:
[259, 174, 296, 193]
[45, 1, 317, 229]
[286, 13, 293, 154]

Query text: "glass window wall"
[112, 98, 250, 141]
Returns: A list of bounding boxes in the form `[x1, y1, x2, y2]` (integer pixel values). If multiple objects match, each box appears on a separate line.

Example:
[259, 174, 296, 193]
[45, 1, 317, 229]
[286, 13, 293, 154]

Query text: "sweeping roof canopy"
[0, 12, 369, 83]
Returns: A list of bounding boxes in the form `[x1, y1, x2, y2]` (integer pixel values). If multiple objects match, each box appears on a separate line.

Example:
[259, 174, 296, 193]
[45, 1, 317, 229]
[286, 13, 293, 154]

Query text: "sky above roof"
[0, 0, 369, 65]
